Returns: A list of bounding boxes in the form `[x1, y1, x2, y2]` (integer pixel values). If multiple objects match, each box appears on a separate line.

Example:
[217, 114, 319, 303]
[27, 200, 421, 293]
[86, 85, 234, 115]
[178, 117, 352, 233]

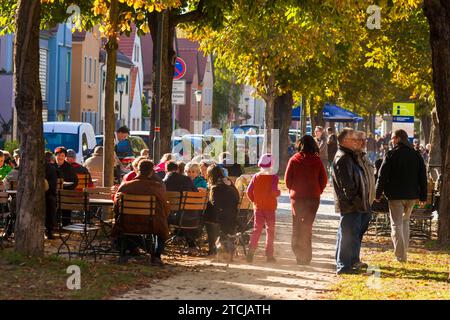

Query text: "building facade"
[47, 23, 72, 121]
[98, 50, 133, 133]
[70, 29, 102, 133]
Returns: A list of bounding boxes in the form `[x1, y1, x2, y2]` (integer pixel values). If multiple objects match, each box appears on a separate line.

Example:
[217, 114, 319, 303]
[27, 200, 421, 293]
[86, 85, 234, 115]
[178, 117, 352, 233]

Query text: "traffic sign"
[172, 80, 186, 104]
[173, 57, 186, 80]
[392, 102, 415, 139]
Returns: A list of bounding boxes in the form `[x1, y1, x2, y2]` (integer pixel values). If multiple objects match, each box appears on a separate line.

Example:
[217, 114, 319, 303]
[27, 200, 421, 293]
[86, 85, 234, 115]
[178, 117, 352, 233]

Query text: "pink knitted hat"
[258, 153, 273, 168]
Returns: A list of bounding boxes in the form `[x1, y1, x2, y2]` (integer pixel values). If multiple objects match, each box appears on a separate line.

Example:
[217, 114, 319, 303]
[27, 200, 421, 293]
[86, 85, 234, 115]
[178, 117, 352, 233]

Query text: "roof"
[43, 122, 85, 134]
[72, 31, 86, 42]
[177, 38, 208, 85]
[118, 25, 137, 59]
[99, 49, 134, 68]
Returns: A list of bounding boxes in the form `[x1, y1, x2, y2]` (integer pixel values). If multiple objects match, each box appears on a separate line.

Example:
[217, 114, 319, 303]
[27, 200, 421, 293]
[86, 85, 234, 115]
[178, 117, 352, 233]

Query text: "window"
[39, 48, 48, 101]
[136, 45, 139, 62]
[94, 59, 97, 84]
[125, 75, 129, 94]
[115, 73, 118, 93]
[82, 133, 89, 154]
[84, 56, 87, 82]
[89, 57, 92, 83]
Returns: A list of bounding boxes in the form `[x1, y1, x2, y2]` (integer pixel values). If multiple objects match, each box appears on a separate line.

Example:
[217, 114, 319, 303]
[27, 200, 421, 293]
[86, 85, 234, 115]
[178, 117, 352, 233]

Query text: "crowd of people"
[0, 124, 429, 273]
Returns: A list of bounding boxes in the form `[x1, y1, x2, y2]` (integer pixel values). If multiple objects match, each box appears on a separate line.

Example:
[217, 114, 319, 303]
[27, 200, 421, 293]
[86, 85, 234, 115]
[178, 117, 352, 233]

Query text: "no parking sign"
[173, 57, 186, 80]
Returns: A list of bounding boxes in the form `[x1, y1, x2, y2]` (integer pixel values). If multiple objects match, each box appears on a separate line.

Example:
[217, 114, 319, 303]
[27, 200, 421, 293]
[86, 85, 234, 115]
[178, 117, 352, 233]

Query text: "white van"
[44, 122, 97, 164]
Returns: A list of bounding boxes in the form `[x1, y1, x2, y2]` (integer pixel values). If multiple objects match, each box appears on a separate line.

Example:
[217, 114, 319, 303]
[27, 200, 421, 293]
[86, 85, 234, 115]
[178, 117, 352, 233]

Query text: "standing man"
[375, 129, 427, 263]
[326, 127, 338, 179]
[314, 126, 328, 178]
[332, 128, 371, 275]
[115, 126, 134, 159]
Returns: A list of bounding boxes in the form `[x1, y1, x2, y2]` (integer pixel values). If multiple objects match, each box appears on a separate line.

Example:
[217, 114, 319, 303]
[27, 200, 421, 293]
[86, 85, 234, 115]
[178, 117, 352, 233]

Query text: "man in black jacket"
[375, 129, 427, 263]
[332, 128, 371, 275]
[163, 161, 197, 192]
[54, 146, 78, 226]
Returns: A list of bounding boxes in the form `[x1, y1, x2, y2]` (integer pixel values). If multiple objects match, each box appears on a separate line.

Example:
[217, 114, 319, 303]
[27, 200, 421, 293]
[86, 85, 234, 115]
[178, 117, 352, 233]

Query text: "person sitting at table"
[54, 146, 78, 226]
[66, 149, 93, 189]
[122, 156, 147, 182]
[113, 159, 170, 266]
[163, 161, 197, 192]
[204, 164, 240, 256]
[3, 149, 20, 190]
[185, 162, 207, 191]
[84, 146, 104, 186]
[44, 151, 58, 239]
[0, 150, 12, 180]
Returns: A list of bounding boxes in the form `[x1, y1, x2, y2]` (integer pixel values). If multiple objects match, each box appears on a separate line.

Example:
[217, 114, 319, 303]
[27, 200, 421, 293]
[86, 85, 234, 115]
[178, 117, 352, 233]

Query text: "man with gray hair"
[375, 129, 427, 263]
[332, 128, 371, 275]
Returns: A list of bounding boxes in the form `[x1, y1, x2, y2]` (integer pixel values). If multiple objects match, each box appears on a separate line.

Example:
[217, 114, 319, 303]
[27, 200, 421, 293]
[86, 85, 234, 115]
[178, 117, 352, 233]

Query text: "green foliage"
[212, 67, 242, 126]
[141, 94, 149, 118]
[4, 140, 19, 155]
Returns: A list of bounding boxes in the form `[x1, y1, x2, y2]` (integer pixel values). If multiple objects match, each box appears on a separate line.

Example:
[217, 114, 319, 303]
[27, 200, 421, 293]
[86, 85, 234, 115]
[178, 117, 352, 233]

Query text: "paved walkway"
[116, 190, 339, 300]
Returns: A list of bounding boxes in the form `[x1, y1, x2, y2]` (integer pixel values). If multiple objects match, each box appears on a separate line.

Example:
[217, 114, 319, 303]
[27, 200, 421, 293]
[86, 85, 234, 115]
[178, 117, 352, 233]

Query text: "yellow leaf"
[140, 22, 150, 34]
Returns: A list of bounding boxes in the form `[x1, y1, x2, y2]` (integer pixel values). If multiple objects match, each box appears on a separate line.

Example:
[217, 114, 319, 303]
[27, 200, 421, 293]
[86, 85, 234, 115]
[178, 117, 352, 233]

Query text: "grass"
[325, 238, 450, 300]
[0, 248, 175, 300]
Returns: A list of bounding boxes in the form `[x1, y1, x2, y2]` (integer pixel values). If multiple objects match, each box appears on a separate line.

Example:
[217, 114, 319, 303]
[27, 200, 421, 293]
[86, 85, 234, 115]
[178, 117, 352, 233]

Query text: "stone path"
[116, 190, 339, 300]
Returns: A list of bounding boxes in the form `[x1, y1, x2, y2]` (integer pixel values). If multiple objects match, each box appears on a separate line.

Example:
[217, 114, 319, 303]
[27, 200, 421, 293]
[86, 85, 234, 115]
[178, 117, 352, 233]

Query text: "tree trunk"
[263, 95, 275, 153]
[428, 107, 441, 173]
[274, 91, 293, 177]
[103, 0, 119, 187]
[13, 0, 45, 256]
[420, 114, 432, 144]
[309, 96, 316, 132]
[149, 11, 176, 159]
[301, 95, 307, 135]
[424, 0, 450, 244]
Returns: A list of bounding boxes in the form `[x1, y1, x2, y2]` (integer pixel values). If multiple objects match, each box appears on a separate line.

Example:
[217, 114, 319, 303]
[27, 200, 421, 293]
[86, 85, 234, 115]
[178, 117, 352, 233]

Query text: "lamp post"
[244, 97, 249, 124]
[116, 75, 126, 126]
[194, 89, 202, 122]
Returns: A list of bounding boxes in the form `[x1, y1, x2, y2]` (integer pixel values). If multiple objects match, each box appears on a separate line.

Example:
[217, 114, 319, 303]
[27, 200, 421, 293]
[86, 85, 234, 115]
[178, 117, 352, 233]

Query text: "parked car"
[44, 122, 96, 164]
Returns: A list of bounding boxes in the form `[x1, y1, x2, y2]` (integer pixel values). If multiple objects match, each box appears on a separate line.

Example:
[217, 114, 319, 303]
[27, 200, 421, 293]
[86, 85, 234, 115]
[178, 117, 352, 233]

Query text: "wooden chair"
[56, 189, 99, 260]
[76, 173, 91, 190]
[56, 178, 64, 190]
[8, 180, 17, 191]
[115, 193, 158, 263]
[234, 191, 254, 256]
[166, 191, 208, 254]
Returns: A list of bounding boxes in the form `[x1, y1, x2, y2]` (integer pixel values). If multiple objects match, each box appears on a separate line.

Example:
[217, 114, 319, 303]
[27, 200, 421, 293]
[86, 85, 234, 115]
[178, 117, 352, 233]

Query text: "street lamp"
[194, 89, 202, 121]
[116, 75, 126, 126]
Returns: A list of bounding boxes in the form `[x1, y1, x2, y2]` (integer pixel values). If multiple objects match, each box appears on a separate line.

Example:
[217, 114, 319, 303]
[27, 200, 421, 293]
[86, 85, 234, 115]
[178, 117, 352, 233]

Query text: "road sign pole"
[153, 11, 164, 162]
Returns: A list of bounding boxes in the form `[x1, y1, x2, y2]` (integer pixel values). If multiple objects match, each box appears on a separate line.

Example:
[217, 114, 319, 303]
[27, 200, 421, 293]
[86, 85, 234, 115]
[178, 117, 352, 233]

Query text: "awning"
[292, 106, 301, 121]
[323, 103, 363, 122]
[291, 104, 363, 122]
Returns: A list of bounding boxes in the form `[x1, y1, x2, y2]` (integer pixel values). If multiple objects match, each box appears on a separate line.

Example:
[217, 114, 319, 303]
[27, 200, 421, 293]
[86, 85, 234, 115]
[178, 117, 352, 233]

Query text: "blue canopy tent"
[323, 103, 363, 122]
[292, 104, 363, 122]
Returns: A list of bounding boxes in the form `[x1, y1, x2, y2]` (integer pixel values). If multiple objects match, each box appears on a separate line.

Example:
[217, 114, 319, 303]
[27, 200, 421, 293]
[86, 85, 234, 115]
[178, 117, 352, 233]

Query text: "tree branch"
[173, 0, 206, 25]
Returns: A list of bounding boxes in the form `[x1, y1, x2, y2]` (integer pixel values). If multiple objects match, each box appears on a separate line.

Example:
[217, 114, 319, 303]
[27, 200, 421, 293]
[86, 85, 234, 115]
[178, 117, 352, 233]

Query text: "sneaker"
[266, 256, 277, 263]
[353, 261, 368, 270]
[336, 268, 359, 275]
[246, 252, 254, 263]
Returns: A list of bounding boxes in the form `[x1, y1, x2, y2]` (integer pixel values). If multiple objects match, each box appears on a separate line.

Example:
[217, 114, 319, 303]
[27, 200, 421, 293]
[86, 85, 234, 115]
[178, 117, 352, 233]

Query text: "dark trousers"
[205, 223, 219, 252]
[335, 212, 371, 272]
[119, 235, 165, 258]
[45, 194, 57, 234]
[291, 198, 320, 263]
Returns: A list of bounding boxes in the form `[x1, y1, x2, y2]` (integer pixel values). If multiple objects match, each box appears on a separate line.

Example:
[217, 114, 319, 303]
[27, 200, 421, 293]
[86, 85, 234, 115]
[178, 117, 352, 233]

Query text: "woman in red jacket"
[285, 135, 327, 265]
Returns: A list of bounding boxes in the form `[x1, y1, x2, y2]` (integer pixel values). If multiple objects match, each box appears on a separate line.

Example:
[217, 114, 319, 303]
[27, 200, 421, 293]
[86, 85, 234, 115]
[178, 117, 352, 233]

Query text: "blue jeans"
[335, 212, 371, 272]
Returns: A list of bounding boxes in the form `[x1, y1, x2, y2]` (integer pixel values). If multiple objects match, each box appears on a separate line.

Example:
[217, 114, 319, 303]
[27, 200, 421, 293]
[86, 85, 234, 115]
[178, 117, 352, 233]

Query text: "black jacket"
[332, 146, 370, 214]
[375, 143, 427, 201]
[327, 134, 338, 161]
[56, 161, 78, 190]
[163, 172, 197, 192]
[45, 163, 58, 197]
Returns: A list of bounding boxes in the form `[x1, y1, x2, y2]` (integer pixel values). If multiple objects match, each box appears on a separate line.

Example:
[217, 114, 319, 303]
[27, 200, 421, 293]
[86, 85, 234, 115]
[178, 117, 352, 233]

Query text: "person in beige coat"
[84, 146, 104, 186]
